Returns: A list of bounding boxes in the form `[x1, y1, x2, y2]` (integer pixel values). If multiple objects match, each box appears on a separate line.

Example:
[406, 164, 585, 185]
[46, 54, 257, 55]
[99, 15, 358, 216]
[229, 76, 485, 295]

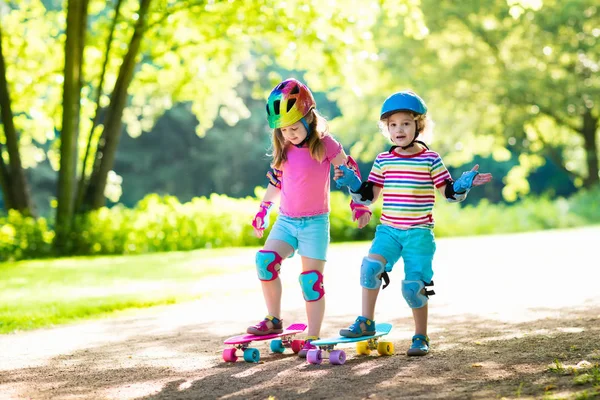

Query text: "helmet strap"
[294, 117, 311, 148]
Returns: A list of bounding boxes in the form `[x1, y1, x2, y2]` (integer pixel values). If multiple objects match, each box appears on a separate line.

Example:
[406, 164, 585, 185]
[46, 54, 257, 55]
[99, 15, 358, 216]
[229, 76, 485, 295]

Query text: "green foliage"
[1, 185, 599, 261]
[0, 210, 54, 262]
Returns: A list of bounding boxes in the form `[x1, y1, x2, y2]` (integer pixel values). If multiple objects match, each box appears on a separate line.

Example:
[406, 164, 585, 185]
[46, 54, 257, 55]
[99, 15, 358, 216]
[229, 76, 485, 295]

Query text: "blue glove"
[336, 165, 363, 192]
[453, 170, 479, 194]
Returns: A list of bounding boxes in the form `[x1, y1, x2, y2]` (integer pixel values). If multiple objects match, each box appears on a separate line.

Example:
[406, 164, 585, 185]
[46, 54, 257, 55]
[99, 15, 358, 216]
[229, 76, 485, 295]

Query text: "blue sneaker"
[339, 316, 376, 338]
[407, 334, 429, 356]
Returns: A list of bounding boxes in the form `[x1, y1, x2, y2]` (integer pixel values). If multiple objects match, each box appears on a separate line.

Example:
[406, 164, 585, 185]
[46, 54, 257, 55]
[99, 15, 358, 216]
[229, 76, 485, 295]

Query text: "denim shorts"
[369, 224, 436, 283]
[267, 213, 330, 261]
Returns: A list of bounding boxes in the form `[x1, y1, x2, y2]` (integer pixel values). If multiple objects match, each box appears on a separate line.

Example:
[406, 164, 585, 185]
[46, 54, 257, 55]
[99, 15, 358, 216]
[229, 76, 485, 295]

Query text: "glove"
[453, 170, 479, 194]
[336, 165, 362, 192]
[252, 201, 273, 231]
[350, 200, 371, 221]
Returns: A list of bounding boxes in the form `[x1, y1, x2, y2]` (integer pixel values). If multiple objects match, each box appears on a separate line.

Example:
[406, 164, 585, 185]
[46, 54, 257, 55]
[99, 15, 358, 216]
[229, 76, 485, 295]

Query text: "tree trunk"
[0, 26, 35, 215]
[54, 0, 89, 252]
[75, 0, 124, 214]
[83, 0, 153, 210]
[581, 109, 599, 188]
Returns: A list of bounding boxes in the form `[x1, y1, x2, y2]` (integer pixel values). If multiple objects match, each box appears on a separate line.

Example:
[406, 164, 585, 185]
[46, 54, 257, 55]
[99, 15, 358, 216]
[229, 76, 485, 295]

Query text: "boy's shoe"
[298, 336, 319, 358]
[339, 316, 376, 338]
[407, 334, 429, 356]
[246, 315, 283, 336]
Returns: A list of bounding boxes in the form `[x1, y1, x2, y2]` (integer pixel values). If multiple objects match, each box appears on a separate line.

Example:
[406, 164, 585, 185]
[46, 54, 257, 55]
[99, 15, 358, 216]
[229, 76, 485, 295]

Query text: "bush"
[1, 186, 598, 261]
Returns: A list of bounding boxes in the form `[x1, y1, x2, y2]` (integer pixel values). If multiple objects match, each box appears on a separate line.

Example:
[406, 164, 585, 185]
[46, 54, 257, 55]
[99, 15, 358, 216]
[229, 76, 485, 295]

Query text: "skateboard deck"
[307, 323, 393, 365]
[222, 323, 307, 363]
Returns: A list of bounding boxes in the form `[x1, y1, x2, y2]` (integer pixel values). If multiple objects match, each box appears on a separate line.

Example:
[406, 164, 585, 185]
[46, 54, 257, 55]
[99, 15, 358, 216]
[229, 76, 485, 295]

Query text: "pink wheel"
[306, 349, 323, 365]
[223, 348, 237, 362]
[291, 339, 305, 354]
[329, 350, 346, 365]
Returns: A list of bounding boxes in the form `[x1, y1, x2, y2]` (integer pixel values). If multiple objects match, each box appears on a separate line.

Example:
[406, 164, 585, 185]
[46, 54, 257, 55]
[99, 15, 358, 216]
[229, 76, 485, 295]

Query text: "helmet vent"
[266, 104, 271, 116]
[290, 84, 300, 94]
[286, 98, 296, 112]
[273, 100, 281, 115]
[276, 82, 286, 90]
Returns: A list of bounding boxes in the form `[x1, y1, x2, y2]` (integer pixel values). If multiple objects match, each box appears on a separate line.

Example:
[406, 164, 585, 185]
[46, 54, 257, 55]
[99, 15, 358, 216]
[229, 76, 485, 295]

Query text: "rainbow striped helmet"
[266, 78, 316, 129]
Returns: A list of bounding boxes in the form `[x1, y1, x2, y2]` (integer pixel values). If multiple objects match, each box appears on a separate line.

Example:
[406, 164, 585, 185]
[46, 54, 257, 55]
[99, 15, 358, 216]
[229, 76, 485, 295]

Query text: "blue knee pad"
[255, 250, 283, 281]
[360, 257, 385, 290]
[299, 270, 325, 302]
[401, 280, 429, 308]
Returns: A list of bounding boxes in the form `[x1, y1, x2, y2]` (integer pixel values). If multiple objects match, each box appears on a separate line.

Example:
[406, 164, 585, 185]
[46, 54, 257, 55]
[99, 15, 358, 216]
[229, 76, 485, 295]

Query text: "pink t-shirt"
[279, 135, 342, 217]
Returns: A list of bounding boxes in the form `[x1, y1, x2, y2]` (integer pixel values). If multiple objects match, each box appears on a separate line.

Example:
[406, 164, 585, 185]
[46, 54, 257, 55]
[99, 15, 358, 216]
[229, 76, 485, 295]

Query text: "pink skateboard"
[223, 323, 307, 363]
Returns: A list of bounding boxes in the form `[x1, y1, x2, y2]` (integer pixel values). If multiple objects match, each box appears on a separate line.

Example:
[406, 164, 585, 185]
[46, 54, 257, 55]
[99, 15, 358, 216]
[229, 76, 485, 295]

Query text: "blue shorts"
[369, 224, 436, 283]
[267, 213, 330, 261]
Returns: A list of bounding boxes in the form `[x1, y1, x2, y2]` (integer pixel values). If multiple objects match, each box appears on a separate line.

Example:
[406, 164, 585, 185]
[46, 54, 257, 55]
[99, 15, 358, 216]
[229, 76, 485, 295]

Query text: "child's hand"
[356, 211, 371, 229]
[252, 201, 273, 238]
[469, 164, 493, 187]
[351, 202, 371, 228]
[252, 216, 265, 238]
[333, 165, 344, 181]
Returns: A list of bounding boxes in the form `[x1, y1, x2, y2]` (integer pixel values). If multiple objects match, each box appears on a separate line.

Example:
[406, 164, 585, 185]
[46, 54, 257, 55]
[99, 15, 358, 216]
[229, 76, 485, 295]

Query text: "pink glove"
[252, 201, 274, 231]
[350, 200, 371, 221]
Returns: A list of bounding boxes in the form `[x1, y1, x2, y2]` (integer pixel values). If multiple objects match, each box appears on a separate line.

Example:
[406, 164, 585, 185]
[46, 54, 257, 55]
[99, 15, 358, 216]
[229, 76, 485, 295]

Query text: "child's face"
[280, 121, 308, 146]
[387, 111, 416, 147]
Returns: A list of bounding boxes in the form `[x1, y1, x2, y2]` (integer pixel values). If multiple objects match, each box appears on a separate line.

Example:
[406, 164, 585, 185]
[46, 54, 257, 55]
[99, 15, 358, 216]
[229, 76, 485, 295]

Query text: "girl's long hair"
[269, 109, 328, 170]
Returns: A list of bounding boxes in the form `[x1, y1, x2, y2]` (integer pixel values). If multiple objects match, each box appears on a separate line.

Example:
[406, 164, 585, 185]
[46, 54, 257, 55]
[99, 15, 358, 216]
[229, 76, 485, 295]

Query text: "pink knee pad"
[298, 270, 325, 302]
[255, 250, 283, 281]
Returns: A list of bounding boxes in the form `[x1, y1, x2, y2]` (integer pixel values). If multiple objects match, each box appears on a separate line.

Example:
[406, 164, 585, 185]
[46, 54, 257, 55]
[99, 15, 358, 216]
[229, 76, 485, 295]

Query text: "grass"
[544, 359, 600, 399]
[0, 247, 256, 334]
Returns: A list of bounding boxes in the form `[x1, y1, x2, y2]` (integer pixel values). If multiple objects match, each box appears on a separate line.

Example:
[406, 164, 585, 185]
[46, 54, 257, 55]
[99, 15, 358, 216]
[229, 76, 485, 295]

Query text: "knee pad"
[298, 270, 325, 302]
[255, 250, 282, 281]
[402, 280, 435, 308]
[360, 257, 385, 290]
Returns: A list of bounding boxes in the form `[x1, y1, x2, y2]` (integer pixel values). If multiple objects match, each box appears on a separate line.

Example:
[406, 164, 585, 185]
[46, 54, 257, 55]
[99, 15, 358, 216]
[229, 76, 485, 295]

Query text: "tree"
[0, 25, 35, 215]
[329, 0, 599, 201]
[0, 0, 382, 249]
[55, 0, 89, 250]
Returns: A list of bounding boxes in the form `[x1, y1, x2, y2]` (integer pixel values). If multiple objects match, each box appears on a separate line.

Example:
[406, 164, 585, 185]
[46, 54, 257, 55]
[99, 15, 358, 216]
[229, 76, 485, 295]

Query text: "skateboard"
[223, 323, 307, 363]
[306, 323, 394, 365]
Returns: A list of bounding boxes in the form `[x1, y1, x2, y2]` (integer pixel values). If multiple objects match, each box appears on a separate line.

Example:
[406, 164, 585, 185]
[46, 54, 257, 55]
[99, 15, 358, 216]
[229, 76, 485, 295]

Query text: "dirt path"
[1, 227, 599, 400]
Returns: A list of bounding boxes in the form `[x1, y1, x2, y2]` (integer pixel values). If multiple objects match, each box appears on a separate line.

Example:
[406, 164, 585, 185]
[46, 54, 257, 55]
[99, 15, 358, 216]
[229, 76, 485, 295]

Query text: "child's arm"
[252, 169, 282, 238]
[334, 161, 381, 205]
[330, 152, 380, 227]
[437, 164, 492, 202]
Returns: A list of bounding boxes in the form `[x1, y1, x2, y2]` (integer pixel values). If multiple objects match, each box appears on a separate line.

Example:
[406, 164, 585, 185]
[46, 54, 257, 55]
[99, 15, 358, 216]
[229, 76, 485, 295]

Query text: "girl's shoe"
[339, 316, 376, 338]
[298, 336, 319, 358]
[246, 315, 283, 335]
[407, 334, 429, 356]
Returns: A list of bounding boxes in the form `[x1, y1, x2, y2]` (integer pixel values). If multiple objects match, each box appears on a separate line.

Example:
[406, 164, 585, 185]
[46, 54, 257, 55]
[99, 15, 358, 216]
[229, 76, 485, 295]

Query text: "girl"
[248, 78, 370, 358]
[335, 90, 492, 356]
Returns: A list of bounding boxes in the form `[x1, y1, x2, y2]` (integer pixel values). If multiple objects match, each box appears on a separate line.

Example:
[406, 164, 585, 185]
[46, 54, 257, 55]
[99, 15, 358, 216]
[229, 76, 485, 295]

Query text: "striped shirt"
[368, 148, 451, 229]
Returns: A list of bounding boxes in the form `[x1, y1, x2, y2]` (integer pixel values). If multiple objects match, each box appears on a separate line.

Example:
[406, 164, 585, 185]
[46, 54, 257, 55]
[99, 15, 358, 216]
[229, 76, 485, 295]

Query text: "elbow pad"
[266, 168, 282, 189]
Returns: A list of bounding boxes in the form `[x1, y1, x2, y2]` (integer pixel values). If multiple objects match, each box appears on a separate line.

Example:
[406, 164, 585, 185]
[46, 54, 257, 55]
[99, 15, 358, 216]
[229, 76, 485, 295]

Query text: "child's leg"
[299, 256, 326, 337]
[247, 239, 294, 335]
[412, 303, 428, 336]
[361, 253, 387, 320]
[260, 239, 294, 318]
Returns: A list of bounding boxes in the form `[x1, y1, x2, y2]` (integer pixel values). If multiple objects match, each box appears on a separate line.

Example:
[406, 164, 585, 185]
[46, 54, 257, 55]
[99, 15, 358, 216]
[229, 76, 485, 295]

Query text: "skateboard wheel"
[291, 339, 305, 354]
[306, 349, 323, 364]
[377, 341, 394, 356]
[270, 339, 285, 353]
[356, 341, 371, 355]
[243, 348, 260, 363]
[223, 348, 238, 362]
[329, 350, 346, 365]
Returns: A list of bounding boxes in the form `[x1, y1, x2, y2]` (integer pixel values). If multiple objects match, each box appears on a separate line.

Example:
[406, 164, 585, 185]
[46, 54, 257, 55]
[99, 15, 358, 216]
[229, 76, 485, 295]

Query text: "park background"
[0, 1, 599, 399]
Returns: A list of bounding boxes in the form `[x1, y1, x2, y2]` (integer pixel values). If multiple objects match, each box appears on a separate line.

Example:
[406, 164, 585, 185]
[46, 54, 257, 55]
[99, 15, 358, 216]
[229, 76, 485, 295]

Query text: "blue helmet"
[380, 91, 427, 120]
